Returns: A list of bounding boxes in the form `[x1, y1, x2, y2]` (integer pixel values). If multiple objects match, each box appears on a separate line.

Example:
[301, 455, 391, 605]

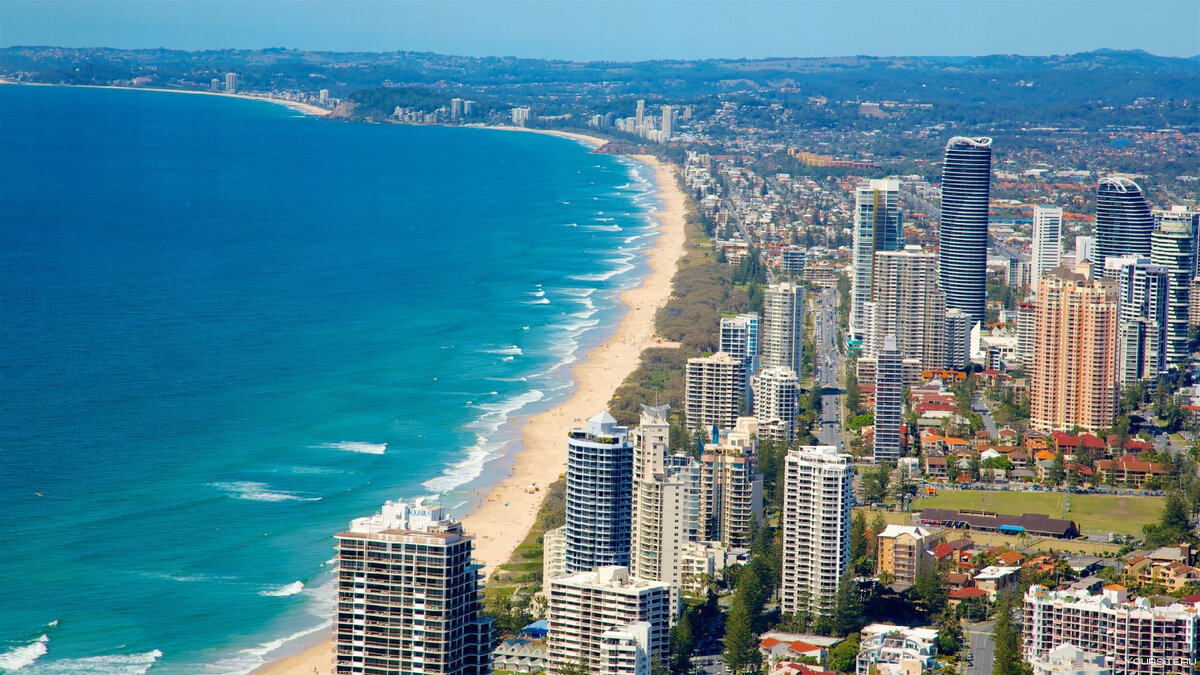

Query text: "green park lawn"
[913, 490, 1164, 537]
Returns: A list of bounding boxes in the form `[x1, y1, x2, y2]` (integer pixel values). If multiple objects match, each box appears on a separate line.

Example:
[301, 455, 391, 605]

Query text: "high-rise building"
[699, 420, 763, 546]
[630, 405, 689, 606]
[1022, 585, 1199, 673]
[565, 411, 633, 573]
[1151, 216, 1196, 368]
[876, 525, 939, 586]
[1016, 301, 1036, 366]
[598, 622, 655, 675]
[780, 245, 806, 276]
[319, 89, 330, 104]
[547, 567, 671, 674]
[1031, 205, 1063, 293]
[1074, 236, 1095, 264]
[873, 336, 903, 464]
[850, 178, 903, 339]
[1030, 267, 1119, 431]
[450, 97, 464, 120]
[635, 99, 645, 129]
[544, 526, 567, 583]
[720, 313, 760, 406]
[781, 446, 853, 616]
[750, 366, 800, 442]
[210, 78, 220, 92]
[1095, 177, 1153, 276]
[1155, 206, 1200, 275]
[944, 308, 971, 370]
[660, 105, 673, 139]
[762, 282, 804, 371]
[225, 72, 238, 93]
[684, 352, 745, 431]
[870, 245, 947, 370]
[938, 136, 992, 330]
[1107, 255, 1168, 384]
[334, 500, 491, 675]
[511, 107, 532, 127]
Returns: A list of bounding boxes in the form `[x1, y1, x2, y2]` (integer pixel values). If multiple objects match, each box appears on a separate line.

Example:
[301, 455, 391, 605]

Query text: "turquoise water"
[0, 85, 658, 673]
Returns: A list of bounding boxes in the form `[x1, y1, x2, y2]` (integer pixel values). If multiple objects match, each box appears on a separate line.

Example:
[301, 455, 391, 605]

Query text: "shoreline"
[0, 79, 330, 116]
[255, 136, 688, 674]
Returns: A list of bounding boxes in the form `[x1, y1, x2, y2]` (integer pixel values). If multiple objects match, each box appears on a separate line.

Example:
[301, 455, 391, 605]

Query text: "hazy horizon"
[2, 0, 1198, 61]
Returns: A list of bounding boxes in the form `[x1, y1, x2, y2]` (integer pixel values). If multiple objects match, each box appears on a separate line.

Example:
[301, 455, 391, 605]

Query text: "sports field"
[913, 489, 1164, 537]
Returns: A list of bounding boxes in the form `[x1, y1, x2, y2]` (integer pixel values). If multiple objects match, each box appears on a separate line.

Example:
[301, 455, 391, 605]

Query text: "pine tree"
[722, 594, 757, 674]
[850, 510, 868, 571]
[912, 565, 948, 619]
[669, 611, 695, 674]
[991, 601, 1023, 675]
[831, 571, 863, 637]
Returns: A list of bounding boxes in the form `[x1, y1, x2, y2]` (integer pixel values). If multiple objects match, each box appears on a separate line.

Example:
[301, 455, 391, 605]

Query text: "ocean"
[0, 85, 659, 673]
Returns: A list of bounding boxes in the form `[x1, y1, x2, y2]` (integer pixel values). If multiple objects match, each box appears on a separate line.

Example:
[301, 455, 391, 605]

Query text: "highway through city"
[812, 287, 844, 449]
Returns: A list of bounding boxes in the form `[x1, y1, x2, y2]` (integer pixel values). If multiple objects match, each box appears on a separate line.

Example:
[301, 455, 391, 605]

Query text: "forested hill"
[2, 46, 1194, 105]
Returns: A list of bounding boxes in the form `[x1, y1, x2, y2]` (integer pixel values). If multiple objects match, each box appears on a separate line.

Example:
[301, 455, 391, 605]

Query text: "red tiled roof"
[950, 587, 988, 599]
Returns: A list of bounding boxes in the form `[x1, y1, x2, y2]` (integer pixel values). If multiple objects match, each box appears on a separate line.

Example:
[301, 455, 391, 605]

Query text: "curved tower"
[564, 411, 633, 573]
[1095, 177, 1153, 275]
[938, 136, 992, 329]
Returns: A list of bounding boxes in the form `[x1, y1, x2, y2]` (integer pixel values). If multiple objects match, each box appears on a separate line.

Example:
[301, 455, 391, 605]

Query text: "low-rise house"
[974, 566, 1022, 601]
[924, 455, 948, 480]
[1094, 458, 1167, 487]
[948, 586, 988, 609]
[855, 624, 939, 675]
[491, 635, 549, 673]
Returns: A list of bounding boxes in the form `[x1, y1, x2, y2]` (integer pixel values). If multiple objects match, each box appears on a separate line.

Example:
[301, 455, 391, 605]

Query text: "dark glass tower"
[938, 136, 993, 329]
[1096, 177, 1153, 276]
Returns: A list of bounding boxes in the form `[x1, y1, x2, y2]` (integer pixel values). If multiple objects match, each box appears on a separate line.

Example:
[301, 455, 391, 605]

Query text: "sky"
[2, 0, 1198, 61]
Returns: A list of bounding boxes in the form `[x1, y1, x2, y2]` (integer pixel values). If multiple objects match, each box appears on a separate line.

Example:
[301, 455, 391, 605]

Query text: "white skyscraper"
[1031, 205, 1063, 293]
[751, 366, 800, 442]
[225, 72, 238, 93]
[565, 412, 633, 573]
[945, 308, 971, 370]
[762, 282, 804, 371]
[781, 446, 853, 616]
[873, 336, 903, 464]
[850, 179, 903, 339]
[1107, 255, 1168, 383]
[869, 245, 946, 371]
[334, 500, 491, 675]
[1151, 214, 1197, 368]
[1074, 236, 1095, 264]
[547, 567, 671, 674]
[635, 99, 645, 129]
[720, 313, 760, 407]
[630, 405, 691, 610]
[661, 105, 673, 139]
[685, 352, 746, 431]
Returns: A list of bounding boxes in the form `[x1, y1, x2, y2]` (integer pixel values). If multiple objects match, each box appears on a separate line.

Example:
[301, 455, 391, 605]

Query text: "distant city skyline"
[2, 0, 1198, 60]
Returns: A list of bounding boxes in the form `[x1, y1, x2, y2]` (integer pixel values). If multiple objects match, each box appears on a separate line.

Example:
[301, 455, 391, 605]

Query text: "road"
[812, 287, 844, 449]
[964, 621, 995, 675]
[972, 392, 998, 438]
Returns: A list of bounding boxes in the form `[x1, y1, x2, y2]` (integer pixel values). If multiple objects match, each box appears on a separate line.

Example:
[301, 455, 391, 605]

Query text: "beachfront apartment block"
[333, 499, 491, 675]
[699, 418, 763, 547]
[547, 566, 671, 675]
[564, 411, 633, 573]
[685, 351, 746, 431]
[781, 446, 853, 616]
[1022, 584, 1199, 674]
[631, 404, 692, 609]
[599, 622, 655, 675]
[543, 526, 567, 583]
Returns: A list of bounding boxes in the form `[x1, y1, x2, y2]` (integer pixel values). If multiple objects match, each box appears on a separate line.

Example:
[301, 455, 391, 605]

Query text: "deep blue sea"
[0, 85, 658, 673]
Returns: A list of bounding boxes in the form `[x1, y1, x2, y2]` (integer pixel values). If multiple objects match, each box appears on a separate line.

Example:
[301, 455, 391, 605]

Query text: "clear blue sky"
[2, 1, 1198, 60]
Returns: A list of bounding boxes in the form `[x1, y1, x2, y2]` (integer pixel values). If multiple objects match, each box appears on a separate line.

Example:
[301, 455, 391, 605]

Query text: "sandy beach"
[0, 80, 330, 116]
[255, 135, 688, 674]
